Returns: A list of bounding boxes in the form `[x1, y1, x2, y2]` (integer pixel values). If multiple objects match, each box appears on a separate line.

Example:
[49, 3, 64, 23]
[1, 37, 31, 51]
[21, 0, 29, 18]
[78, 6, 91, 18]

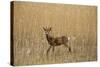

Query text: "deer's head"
[43, 27, 52, 35]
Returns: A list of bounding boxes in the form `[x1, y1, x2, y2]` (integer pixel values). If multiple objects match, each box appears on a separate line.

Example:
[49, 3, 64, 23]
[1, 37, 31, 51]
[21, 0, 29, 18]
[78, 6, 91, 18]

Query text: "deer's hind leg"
[64, 44, 71, 52]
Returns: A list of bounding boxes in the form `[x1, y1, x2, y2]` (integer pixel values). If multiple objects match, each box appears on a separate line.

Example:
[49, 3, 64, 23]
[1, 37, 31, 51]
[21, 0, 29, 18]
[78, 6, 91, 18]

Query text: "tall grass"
[13, 2, 97, 65]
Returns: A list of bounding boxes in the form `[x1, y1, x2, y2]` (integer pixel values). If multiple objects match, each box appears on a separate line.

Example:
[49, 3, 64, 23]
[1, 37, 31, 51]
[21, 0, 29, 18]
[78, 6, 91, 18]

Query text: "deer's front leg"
[52, 45, 55, 53]
[47, 46, 52, 56]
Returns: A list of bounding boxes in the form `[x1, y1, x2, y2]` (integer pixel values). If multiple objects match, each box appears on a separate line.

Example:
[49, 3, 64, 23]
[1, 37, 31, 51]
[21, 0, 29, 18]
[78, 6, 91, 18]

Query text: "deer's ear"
[43, 27, 46, 31]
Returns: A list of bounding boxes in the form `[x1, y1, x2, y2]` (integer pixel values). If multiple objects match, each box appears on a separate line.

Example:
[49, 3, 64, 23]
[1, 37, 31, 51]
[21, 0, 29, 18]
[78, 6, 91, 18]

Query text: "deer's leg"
[64, 44, 71, 52]
[47, 46, 52, 56]
[52, 46, 55, 53]
[68, 46, 71, 52]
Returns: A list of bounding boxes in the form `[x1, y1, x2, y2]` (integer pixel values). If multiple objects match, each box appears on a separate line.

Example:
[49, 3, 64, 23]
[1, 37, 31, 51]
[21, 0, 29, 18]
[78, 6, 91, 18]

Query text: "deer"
[43, 27, 71, 56]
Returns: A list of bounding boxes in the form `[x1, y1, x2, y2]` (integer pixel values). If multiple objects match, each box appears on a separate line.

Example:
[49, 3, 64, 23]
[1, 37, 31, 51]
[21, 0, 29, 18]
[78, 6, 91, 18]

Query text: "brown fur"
[43, 27, 71, 56]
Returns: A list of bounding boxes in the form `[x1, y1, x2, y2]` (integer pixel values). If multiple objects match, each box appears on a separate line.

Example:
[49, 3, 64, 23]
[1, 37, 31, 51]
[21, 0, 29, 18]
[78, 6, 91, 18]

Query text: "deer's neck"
[46, 34, 53, 42]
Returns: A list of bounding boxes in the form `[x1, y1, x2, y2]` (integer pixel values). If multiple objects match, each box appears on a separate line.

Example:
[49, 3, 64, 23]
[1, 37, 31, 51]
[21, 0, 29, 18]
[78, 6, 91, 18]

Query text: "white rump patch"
[68, 37, 71, 41]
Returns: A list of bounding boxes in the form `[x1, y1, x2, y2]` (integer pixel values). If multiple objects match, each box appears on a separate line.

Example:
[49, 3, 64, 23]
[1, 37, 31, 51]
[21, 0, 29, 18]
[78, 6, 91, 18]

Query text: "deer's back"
[54, 36, 68, 46]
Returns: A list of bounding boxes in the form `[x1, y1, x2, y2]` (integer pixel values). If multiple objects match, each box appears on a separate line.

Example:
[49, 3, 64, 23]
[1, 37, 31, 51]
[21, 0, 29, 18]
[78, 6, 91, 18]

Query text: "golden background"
[12, 1, 97, 65]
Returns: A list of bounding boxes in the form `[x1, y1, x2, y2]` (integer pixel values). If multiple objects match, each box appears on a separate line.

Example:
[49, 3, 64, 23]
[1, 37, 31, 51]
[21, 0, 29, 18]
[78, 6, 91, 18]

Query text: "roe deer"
[43, 27, 71, 56]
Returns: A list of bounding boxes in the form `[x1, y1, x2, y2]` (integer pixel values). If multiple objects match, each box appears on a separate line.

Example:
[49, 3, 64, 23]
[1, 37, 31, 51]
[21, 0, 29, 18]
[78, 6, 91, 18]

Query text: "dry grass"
[12, 1, 97, 65]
